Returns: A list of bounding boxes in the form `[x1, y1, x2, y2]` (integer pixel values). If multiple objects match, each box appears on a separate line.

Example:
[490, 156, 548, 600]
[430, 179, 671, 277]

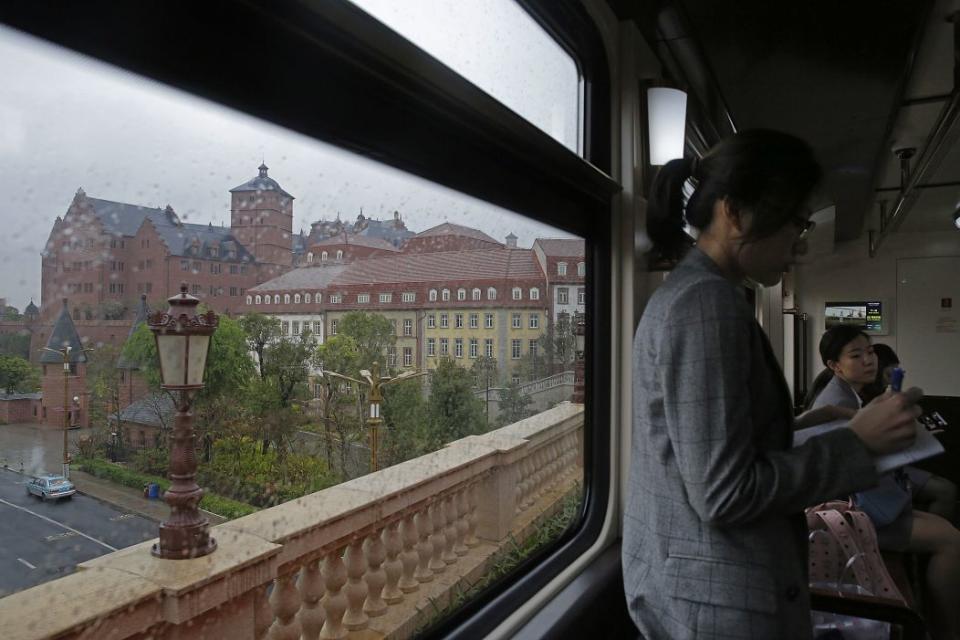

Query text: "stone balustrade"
[1, 402, 583, 640]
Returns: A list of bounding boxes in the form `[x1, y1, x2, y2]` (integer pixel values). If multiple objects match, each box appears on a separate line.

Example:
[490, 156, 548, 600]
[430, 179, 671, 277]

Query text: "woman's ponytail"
[647, 156, 695, 262]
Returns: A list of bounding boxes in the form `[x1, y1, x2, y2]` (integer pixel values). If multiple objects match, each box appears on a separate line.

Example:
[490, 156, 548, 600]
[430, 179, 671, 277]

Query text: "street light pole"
[42, 344, 92, 479]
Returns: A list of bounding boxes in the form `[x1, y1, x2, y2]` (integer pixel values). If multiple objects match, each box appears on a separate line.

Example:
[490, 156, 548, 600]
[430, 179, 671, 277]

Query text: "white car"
[26, 474, 76, 501]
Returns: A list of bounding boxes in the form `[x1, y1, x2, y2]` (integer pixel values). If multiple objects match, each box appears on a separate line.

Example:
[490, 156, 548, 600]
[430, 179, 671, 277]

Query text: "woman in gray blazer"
[623, 130, 924, 639]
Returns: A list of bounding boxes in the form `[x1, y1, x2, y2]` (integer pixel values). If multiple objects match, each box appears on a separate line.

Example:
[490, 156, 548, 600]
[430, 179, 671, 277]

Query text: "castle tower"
[229, 164, 294, 280]
[39, 298, 90, 429]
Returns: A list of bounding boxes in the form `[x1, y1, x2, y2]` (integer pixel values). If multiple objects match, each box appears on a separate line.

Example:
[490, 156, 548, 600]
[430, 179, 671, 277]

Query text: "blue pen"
[890, 367, 905, 392]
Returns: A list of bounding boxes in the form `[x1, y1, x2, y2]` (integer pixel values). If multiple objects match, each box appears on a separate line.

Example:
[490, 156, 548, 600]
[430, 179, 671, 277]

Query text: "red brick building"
[306, 233, 401, 264]
[39, 299, 91, 428]
[532, 238, 586, 322]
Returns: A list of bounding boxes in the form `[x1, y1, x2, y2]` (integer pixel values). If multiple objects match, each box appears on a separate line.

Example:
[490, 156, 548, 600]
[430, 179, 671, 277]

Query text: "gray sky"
[0, 1, 580, 310]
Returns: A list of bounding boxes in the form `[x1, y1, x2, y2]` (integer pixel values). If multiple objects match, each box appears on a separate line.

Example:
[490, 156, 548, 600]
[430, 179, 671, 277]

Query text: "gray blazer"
[623, 248, 878, 639]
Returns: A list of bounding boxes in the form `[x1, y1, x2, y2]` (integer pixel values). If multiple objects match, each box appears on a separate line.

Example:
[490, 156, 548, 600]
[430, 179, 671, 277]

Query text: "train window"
[349, 0, 581, 153]
[0, 17, 595, 639]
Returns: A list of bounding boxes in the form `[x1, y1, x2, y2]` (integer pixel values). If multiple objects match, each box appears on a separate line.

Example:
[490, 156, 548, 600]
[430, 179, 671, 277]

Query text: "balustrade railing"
[1, 402, 583, 640]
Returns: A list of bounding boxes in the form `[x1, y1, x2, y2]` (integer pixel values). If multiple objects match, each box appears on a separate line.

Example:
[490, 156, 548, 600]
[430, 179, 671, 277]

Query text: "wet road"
[0, 468, 157, 597]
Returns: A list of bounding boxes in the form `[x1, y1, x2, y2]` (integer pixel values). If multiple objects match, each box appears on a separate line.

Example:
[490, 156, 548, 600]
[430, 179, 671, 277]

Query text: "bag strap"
[841, 509, 907, 604]
[815, 509, 874, 590]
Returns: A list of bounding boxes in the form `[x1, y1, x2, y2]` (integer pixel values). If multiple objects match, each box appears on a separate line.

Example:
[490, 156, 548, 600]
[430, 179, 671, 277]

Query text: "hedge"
[75, 457, 257, 520]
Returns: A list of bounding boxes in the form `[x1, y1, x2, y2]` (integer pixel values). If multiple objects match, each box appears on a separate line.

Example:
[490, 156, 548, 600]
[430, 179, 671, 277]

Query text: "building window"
[379, 293, 392, 303]
[427, 337, 436, 357]
[255, 295, 262, 304]
[487, 287, 497, 300]
[457, 288, 466, 301]
[330, 320, 338, 335]
[403, 347, 413, 367]
[512, 374, 521, 385]
[229, 286, 237, 296]
[471, 288, 481, 301]
[469, 313, 478, 329]
[511, 339, 522, 359]
[441, 288, 450, 301]
[403, 319, 413, 336]
[485, 338, 494, 358]
[512, 313, 521, 329]
[210, 263, 222, 274]
[274, 295, 280, 304]
[530, 287, 540, 301]
[315, 293, 322, 303]
[305, 293, 312, 304]
[529, 339, 539, 357]
[321, 251, 328, 261]
[313, 321, 323, 335]
[469, 338, 478, 358]
[577, 262, 585, 276]
[512, 287, 522, 300]
[578, 287, 585, 305]
[281, 321, 290, 336]
[440, 313, 449, 328]
[292, 321, 300, 335]
[427, 314, 436, 329]
[455, 313, 463, 328]
[247, 295, 253, 305]
[485, 313, 494, 329]
[284, 294, 291, 304]
[557, 287, 569, 304]
[336, 250, 343, 260]
[390, 319, 397, 335]
[402, 292, 415, 302]
[455, 338, 463, 358]
[440, 337, 449, 356]
[230, 264, 239, 274]
[330, 294, 341, 304]
[429, 289, 438, 302]
[529, 314, 539, 329]
[307, 252, 314, 263]
[557, 262, 567, 276]
[294, 293, 301, 303]
[357, 293, 370, 304]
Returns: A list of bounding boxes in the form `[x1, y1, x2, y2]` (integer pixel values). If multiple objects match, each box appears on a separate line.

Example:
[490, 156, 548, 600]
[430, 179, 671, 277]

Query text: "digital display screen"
[825, 301, 883, 333]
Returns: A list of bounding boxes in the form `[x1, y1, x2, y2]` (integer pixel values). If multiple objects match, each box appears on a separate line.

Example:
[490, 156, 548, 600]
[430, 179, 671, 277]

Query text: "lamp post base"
[151, 520, 217, 559]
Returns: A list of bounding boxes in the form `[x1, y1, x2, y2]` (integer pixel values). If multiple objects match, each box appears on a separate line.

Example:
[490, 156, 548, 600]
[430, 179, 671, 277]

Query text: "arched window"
[263, 295, 270, 305]
[336, 250, 343, 260]
[321, 251, 328, 261]
[530, 287, 540, 300]
[429, 289, 438, 301]
[307, 252, 314, 263]
[512, 287, 522, 300]
[472, 288, 481, 300]
[487, 287, 497, 300]
[246, 295, 253, 305]
[557, 261, 567, 276]
[457, 288, 466, 301]
[274, 294, 280, 304]
[294, 293, 301, 303]
[577, 261, 585, 276]
[442, 288, 450, 301]
[305, 293, 312, 304]
[284, 294, 291, 304]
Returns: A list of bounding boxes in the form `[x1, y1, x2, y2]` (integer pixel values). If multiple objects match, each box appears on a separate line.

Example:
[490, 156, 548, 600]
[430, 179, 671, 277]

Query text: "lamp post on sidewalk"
[148, 283, 218, 559]
[42, 344, 92, 479]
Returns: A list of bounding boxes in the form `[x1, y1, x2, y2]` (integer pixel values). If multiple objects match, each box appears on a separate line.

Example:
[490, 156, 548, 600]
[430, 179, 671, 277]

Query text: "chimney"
[505, 232, 518, 248]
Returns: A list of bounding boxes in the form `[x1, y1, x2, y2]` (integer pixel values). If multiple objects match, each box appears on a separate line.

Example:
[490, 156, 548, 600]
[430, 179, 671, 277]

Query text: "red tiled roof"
[534, 238, 585, 257]
[412, 222, 501, 245]
[309, 234, 399, 251]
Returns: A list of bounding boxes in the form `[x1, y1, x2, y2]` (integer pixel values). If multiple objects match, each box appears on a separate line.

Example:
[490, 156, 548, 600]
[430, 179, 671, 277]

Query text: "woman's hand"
[848, 387, 923, 455]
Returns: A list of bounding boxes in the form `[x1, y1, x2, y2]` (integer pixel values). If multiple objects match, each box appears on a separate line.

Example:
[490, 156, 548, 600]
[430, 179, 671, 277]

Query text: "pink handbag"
[806, 499, 907, 605]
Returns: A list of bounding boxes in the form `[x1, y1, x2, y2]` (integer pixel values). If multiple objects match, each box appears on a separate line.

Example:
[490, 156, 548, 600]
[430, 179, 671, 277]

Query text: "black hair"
[860, 343, 900, 403]
[818, 325, 870, 367]
[647, 129, 823, 261]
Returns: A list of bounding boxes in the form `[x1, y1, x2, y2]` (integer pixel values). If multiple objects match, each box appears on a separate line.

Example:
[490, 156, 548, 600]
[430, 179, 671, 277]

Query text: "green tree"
[2, 306, 21, 321]
[423, 358, 485, 450]
[543, 314, 577, 373]
[338, 312, 397, 372]
[0, 354, 39, 393]
[380, 377, 427, 466]
[314, 335, 363, 476]
[85, 344, 124, 435]
[238, 313, 281, 380]
[262, 330, 317, 408]
[0, 333, 31, 359]
[496, 381, 534, 427]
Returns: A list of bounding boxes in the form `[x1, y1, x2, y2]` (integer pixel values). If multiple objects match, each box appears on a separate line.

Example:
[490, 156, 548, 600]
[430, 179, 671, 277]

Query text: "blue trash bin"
[148, 483, 160, 499]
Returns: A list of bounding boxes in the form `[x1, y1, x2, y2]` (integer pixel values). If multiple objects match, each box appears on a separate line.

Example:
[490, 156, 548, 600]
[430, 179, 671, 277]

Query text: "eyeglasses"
[792, 216, 816, 240]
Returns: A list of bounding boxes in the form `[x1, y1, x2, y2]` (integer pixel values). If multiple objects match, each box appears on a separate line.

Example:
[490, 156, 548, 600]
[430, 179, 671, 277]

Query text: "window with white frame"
[530, 287, 540, 300]
[292, 321, 300, 335]
[307, 252, 314, 263]
[321, 251, 328, 261]
[485, 313, 494, 329]
[455, 313, 463, 328]
[440, 313, 448, 328]
[264, 295, 270, 305]
[427, 337, 436, 357]
[440, 337, 449, 356]
[442, 288, 450, 301]
[578, 262, 585, 276]
[529, 339, 538, 357]
[379, 293, 392, 303]
[284, 294, 291, 304]
[455, 338, 463, 358]
[485, 338, 494, 358]
[487, 287, 497, 300]
[457, 288, 466, 301]
[512, 313, 521, 329]
[274, 295, 280, 304]
[512, 287, 522, 300]
[557, 287, 569, 304]
[330, 294, 341, 304]
[313, 321, 322, 335]
[557, 261, 567, 276]
[511, 339, 522, 359]
[403, 319, 413, 336]
[403, 347, 412, 367]
[578, 287, 585, 305]
[357, 293, 370, 303]
[305, 293, 312, 304]
[402, 292, 415, 302]
[247, 295, 253, 305]
[387, 347, 397, 367]
[255, 295, 261, 304]
[469, 313, 478, 329]
[472, 288, 481, 301]
[330, 319, 338, 335]
[429, 289, 438, 301]
[336, 250, 343, 260]
[281, 321, 290, 336]
[529, 314, 539, 329]
[427, 314, 436, 329]
[469, 338, 478, 358]
[294, 293, 301, 303]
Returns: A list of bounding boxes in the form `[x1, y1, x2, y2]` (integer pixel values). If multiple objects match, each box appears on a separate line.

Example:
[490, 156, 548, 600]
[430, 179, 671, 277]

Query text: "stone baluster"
[298, 557, 326, 640]
[254, 582, 273, 640]
[454, 487, 470, 556]
[521, 455, 536, 510]
[465, 481, 480, 547]
[414, 506, 435, 583]
[399, 512, 421, 592]
[363, 528, 388, 618]
[428, 501, 447, 573]
[514, 458, 528, 515]
[382, 519, 405, 604]
[268, 571, 302, 640]
[343, 537, 369, 631]
[320, 548, 348, 640]
[442, 494, 458, 564]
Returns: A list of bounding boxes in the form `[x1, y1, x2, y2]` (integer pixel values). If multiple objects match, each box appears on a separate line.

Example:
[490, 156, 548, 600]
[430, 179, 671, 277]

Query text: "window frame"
[2, 3, 615, 636]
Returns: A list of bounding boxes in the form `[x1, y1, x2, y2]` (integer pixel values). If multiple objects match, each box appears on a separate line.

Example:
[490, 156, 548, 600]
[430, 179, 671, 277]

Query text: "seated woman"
[810, 326, 960, 639]
[861, 343, 957, 523]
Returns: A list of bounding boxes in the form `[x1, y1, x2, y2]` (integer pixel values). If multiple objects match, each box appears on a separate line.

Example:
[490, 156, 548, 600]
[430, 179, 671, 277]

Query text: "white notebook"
[793, 420, 945, 474]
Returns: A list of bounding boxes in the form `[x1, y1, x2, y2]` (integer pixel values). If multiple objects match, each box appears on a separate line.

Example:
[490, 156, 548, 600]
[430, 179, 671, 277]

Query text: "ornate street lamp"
[572, 313, 586, 404]
[148, 283, 218, 559]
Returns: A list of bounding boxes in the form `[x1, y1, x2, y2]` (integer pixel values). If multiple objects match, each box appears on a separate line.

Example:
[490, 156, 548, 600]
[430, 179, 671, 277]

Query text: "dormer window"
[457, 288, 467, 301]
[442, 289, 450, 301]
[336, 250, 343, 260]
[294, 294, 301, 304]
[307, 252, 314, 263]
[284, 294, 291, 304]
[530, 287, 540, 301]
[577, 262, 585, 276]
[274, 295, 280, 304]
[305, 293, 312, 304]
[557, 262, 567, 276]
[321, 251, 328, 261]
[472, 288, 481, 301]
[429, 289, 438, 302]
[247, 295, 253, 305]
[487, 287, 497, 300]
[512, 287, 522, 300]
